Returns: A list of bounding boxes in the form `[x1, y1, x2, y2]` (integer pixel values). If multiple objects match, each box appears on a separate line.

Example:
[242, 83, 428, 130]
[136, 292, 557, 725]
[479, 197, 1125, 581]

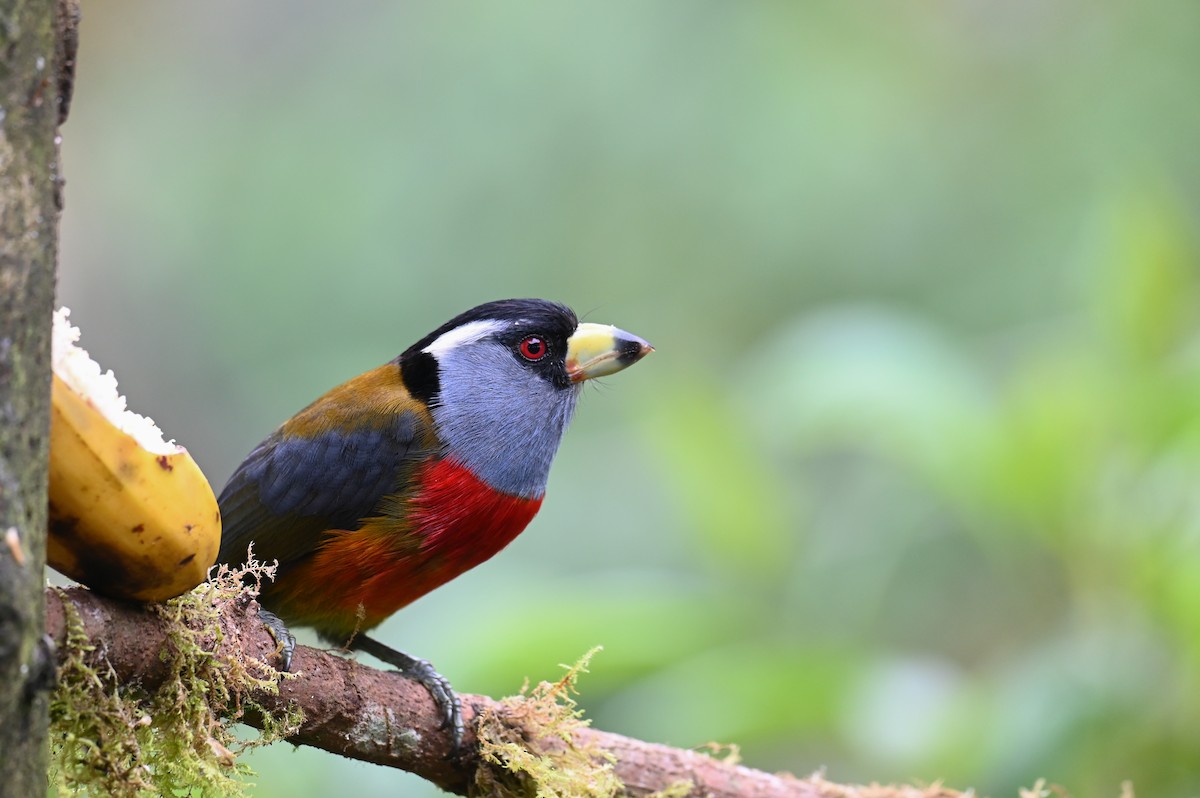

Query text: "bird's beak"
[565, 323, 654, 383]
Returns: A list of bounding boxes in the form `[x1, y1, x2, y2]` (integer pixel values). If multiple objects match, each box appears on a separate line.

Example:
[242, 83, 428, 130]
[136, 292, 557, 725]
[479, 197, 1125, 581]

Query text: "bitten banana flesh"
[47, 309, 220, 602]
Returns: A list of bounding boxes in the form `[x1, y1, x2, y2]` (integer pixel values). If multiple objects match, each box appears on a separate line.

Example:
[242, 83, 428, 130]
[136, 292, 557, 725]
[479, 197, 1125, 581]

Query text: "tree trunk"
[0, 0, 75, 793]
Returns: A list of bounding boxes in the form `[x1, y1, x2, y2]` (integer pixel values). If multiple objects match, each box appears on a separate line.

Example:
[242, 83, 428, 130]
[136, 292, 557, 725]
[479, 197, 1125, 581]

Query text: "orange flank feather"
[262, 458, 542, 640]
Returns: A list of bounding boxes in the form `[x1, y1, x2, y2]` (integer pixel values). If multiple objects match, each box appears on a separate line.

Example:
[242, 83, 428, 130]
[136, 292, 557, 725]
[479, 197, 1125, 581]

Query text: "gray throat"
[430, 346, 580, 498]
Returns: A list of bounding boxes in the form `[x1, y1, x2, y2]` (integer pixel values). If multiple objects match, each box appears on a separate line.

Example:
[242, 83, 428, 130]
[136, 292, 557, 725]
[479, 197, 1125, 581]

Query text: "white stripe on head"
[421, 319, 506, 358]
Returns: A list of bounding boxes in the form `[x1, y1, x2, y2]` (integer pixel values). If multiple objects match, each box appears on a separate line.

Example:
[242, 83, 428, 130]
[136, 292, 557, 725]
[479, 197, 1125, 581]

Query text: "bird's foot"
[258, 609, 297, 673]
[401, 656, 464, 746]
[350, 634, 465, 751]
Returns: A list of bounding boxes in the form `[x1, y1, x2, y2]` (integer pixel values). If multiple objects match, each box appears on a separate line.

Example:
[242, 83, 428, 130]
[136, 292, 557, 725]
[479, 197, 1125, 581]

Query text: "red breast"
[262, 458, 542, 637]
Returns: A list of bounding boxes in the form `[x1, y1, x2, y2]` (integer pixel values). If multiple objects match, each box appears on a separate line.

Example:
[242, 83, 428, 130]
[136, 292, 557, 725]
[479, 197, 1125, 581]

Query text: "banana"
[47, 308, 220, 602]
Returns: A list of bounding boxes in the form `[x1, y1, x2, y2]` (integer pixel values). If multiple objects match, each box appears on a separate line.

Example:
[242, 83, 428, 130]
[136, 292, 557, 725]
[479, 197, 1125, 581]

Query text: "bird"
[215, 298, 652, 746]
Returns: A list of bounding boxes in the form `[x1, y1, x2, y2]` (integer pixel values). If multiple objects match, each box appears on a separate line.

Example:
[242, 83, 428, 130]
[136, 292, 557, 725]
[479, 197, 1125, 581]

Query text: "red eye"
[518, 335, 548, 361]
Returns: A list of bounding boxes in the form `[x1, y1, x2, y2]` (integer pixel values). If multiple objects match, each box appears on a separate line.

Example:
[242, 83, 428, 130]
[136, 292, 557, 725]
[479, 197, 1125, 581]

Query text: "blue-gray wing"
[216, 411, 425, 569]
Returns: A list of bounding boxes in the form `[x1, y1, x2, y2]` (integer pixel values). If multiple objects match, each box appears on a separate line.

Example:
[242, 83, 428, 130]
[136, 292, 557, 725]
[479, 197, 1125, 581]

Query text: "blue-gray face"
[421, 318, 581, 499]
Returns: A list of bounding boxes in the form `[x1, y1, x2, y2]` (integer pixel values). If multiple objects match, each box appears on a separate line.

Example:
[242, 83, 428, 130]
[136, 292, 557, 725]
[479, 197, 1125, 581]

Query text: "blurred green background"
[55, 1, 1200, 796]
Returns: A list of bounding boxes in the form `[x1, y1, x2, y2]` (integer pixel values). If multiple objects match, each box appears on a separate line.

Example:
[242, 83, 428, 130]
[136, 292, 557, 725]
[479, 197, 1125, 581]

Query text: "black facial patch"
[494, 324, 574, 389]
[398, 351, 439, 405]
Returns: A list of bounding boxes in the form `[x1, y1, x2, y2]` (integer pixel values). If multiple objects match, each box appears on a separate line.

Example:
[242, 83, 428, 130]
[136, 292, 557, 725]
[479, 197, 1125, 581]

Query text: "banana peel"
[48, 309, 220, 602]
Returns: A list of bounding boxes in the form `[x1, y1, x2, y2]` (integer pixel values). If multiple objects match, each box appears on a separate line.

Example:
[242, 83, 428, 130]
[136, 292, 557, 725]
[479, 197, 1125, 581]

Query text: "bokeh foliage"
[57, 1, 1200, 795]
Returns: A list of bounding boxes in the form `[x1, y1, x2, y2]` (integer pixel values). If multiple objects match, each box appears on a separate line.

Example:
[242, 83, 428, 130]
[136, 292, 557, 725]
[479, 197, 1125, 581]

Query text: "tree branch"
[43, 586, 964, 798]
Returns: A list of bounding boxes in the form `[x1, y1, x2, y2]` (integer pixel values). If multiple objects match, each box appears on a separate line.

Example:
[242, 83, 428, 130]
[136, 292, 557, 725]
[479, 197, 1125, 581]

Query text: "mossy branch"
[44, 583, 972, 798]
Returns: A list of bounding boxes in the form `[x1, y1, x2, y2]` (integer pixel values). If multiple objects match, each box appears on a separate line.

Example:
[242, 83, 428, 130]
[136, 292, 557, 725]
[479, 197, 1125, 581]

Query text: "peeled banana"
[48, 308, 220, 602]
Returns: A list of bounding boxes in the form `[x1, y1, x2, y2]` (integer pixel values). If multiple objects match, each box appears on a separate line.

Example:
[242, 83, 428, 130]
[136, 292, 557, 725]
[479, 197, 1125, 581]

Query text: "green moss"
[473, 647, 622, 798]
[645, 781, 695, 798]
[48, 557, 301, 797]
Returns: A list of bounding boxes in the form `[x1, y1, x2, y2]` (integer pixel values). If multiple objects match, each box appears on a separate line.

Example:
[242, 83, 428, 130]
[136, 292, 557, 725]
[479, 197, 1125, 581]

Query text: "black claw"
[258, 609, 297, 672]
[350, 634, 465, 751]
[408, 658, 464, 737]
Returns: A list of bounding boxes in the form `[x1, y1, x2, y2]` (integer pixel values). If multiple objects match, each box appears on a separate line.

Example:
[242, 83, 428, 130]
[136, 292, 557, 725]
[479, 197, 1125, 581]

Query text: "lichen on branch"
[48, 557, 300, 797]
[473, 646, 623, 798]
